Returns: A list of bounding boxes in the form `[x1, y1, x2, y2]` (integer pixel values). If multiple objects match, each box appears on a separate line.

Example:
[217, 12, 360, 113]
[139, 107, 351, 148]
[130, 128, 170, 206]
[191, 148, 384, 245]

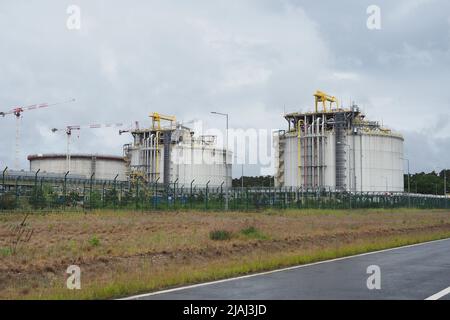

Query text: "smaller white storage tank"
[27, 154, 127, 181]
[124, 123, 232, 188]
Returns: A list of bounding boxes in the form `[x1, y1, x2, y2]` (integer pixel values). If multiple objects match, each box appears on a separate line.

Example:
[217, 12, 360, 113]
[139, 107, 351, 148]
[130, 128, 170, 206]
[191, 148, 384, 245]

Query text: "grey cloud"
[0, 0, 449, 175]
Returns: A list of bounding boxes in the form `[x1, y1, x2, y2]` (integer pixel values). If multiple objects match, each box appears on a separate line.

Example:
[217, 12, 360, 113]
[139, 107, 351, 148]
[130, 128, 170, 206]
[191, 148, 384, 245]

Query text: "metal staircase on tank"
[335, 112, 347, 192]
[276, 136, 286, 187]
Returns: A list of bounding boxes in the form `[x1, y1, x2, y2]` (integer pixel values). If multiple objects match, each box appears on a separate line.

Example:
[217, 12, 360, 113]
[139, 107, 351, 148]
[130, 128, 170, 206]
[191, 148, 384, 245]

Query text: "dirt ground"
[1, 208, 450, 299]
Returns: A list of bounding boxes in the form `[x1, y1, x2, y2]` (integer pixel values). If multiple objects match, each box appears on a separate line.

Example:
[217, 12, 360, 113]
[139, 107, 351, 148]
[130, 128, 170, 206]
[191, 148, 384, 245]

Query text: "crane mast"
[0, 98, 75, 169]
[51, 122, 123, 172]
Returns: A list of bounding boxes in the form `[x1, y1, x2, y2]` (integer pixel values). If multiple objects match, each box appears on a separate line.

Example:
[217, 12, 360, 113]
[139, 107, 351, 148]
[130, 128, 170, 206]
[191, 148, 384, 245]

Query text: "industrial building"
[274, 91, 404, 192]
[28, 154, 127, 181]
[26, 113, 232, 187]
[122, 113, 232, 187]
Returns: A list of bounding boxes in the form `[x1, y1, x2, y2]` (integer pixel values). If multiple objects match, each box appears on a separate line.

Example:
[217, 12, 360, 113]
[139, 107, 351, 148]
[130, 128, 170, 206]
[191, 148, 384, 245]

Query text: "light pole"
[400, 157, 410, 194]
[211, 111, 229, 210]
[234, 154, 244, 192]
[400, 157, 411, 207]
[441, 168, 447, 197]
[435, 166, 447, 196]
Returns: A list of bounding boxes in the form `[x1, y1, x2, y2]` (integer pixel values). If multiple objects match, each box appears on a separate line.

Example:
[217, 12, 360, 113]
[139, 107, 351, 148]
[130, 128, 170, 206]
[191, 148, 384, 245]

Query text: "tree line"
[232, 170, 449, 195]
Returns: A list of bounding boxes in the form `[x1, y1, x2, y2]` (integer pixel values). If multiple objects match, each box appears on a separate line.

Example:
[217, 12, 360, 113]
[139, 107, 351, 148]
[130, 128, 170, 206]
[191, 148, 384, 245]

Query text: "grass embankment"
[0, 208, 450, 299]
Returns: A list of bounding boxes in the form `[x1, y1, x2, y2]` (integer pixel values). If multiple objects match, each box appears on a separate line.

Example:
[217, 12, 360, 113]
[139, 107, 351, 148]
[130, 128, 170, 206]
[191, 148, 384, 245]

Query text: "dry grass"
[1, 208, 450, 299]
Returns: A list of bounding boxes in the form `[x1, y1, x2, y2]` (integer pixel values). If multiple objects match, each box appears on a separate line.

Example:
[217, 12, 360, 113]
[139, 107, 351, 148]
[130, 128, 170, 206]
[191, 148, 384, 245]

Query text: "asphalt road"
[125, 238, 450, 300]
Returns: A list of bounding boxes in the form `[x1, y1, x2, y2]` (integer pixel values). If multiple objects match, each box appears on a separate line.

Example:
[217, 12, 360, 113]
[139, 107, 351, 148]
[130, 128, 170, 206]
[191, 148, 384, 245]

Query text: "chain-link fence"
[1, 172, 449, 212]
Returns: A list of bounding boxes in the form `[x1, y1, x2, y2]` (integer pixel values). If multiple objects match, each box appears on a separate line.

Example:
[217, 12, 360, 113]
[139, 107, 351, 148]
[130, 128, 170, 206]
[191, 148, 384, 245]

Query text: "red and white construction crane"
[51, 122, 124, 172]
[0, 98, 75, 169]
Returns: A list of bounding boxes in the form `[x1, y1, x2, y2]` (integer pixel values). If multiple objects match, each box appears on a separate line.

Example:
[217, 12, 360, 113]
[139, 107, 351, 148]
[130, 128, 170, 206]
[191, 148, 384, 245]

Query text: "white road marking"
[119, 237, 450, 300]
[425, 286, 450, 300]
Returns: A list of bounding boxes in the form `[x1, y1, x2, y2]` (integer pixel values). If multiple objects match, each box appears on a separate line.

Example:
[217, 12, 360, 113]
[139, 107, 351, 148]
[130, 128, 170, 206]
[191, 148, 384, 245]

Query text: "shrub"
[0, 193, 16, 210]
[209, 229, 232, 241]
[88, 236, 100, 247]
[0, 247, 12, 257]
[240, 226, 268, 240]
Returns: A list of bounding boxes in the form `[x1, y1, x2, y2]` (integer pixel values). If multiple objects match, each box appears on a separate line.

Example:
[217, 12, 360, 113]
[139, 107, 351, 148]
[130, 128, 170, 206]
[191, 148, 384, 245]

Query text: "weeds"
[209, 230, 232, 241]
[0, 247, 12, 257]
[88, 236, 100, 247]
[240, 226, 268, 240]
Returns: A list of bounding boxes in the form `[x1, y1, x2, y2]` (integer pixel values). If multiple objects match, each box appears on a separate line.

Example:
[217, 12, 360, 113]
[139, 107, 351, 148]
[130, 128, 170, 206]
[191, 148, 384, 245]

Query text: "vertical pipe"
[352, 129, 356, 192]
[304, 116, 308, 188]
[311, 114, 315, 188]
[150, 134, 155, 182]
[297, 120, 302, 188]
[321, 116, 325, 188]
[360, 134, 363, 192]
[316, 117, 321, 189]
[155, 131, 161, 181]
[163, 131, 172, 187]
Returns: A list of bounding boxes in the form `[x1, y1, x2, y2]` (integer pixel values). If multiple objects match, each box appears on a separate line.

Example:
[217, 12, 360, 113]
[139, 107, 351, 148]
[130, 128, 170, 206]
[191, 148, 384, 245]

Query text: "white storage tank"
[27, 154, 127, 181]
[124, 121, 232, 188]
[274, 92, 404, 192]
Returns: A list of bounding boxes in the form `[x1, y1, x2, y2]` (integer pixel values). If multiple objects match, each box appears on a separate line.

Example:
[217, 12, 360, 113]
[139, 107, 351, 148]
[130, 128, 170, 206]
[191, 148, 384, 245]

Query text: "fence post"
[15, 176, 19, 209]
[246, 188, 249, 210]
[154, 177, 160, 210]
[173, 178, 178, 209]
[190, 179, 195, 209]
[113, 174, 119, 210]
[135, 180, 140, 210]
[220, 181, 224, 209]
[102, 181, 106, 208]
[64, 171, 69, 209]
[2, 167, 7, 192]
[205, 180, 210, 210]
[34, 168, 40, 207]
[180, 185, 184, 209]
[89, 172, 94, 210]
[83, 181, 86, 210]
[120, 181, 123, 208]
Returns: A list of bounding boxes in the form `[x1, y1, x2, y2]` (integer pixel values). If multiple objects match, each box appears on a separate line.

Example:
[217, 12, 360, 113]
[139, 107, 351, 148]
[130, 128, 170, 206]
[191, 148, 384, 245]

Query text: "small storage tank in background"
[27, 154, 127, 181]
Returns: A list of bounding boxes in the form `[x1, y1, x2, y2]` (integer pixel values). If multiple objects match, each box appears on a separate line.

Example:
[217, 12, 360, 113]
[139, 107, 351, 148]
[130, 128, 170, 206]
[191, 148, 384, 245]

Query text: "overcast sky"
[1, 0, 449, 176]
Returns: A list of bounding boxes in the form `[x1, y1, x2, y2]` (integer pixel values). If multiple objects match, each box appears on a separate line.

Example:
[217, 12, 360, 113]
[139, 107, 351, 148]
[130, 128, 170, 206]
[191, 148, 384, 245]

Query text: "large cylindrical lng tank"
[274, 92, 404, 192]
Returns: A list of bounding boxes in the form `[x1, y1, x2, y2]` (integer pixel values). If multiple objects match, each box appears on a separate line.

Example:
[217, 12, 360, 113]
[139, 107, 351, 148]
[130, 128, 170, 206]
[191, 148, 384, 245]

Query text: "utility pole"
[401, 157, 410, 194]
[444, 168, 447, 197]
